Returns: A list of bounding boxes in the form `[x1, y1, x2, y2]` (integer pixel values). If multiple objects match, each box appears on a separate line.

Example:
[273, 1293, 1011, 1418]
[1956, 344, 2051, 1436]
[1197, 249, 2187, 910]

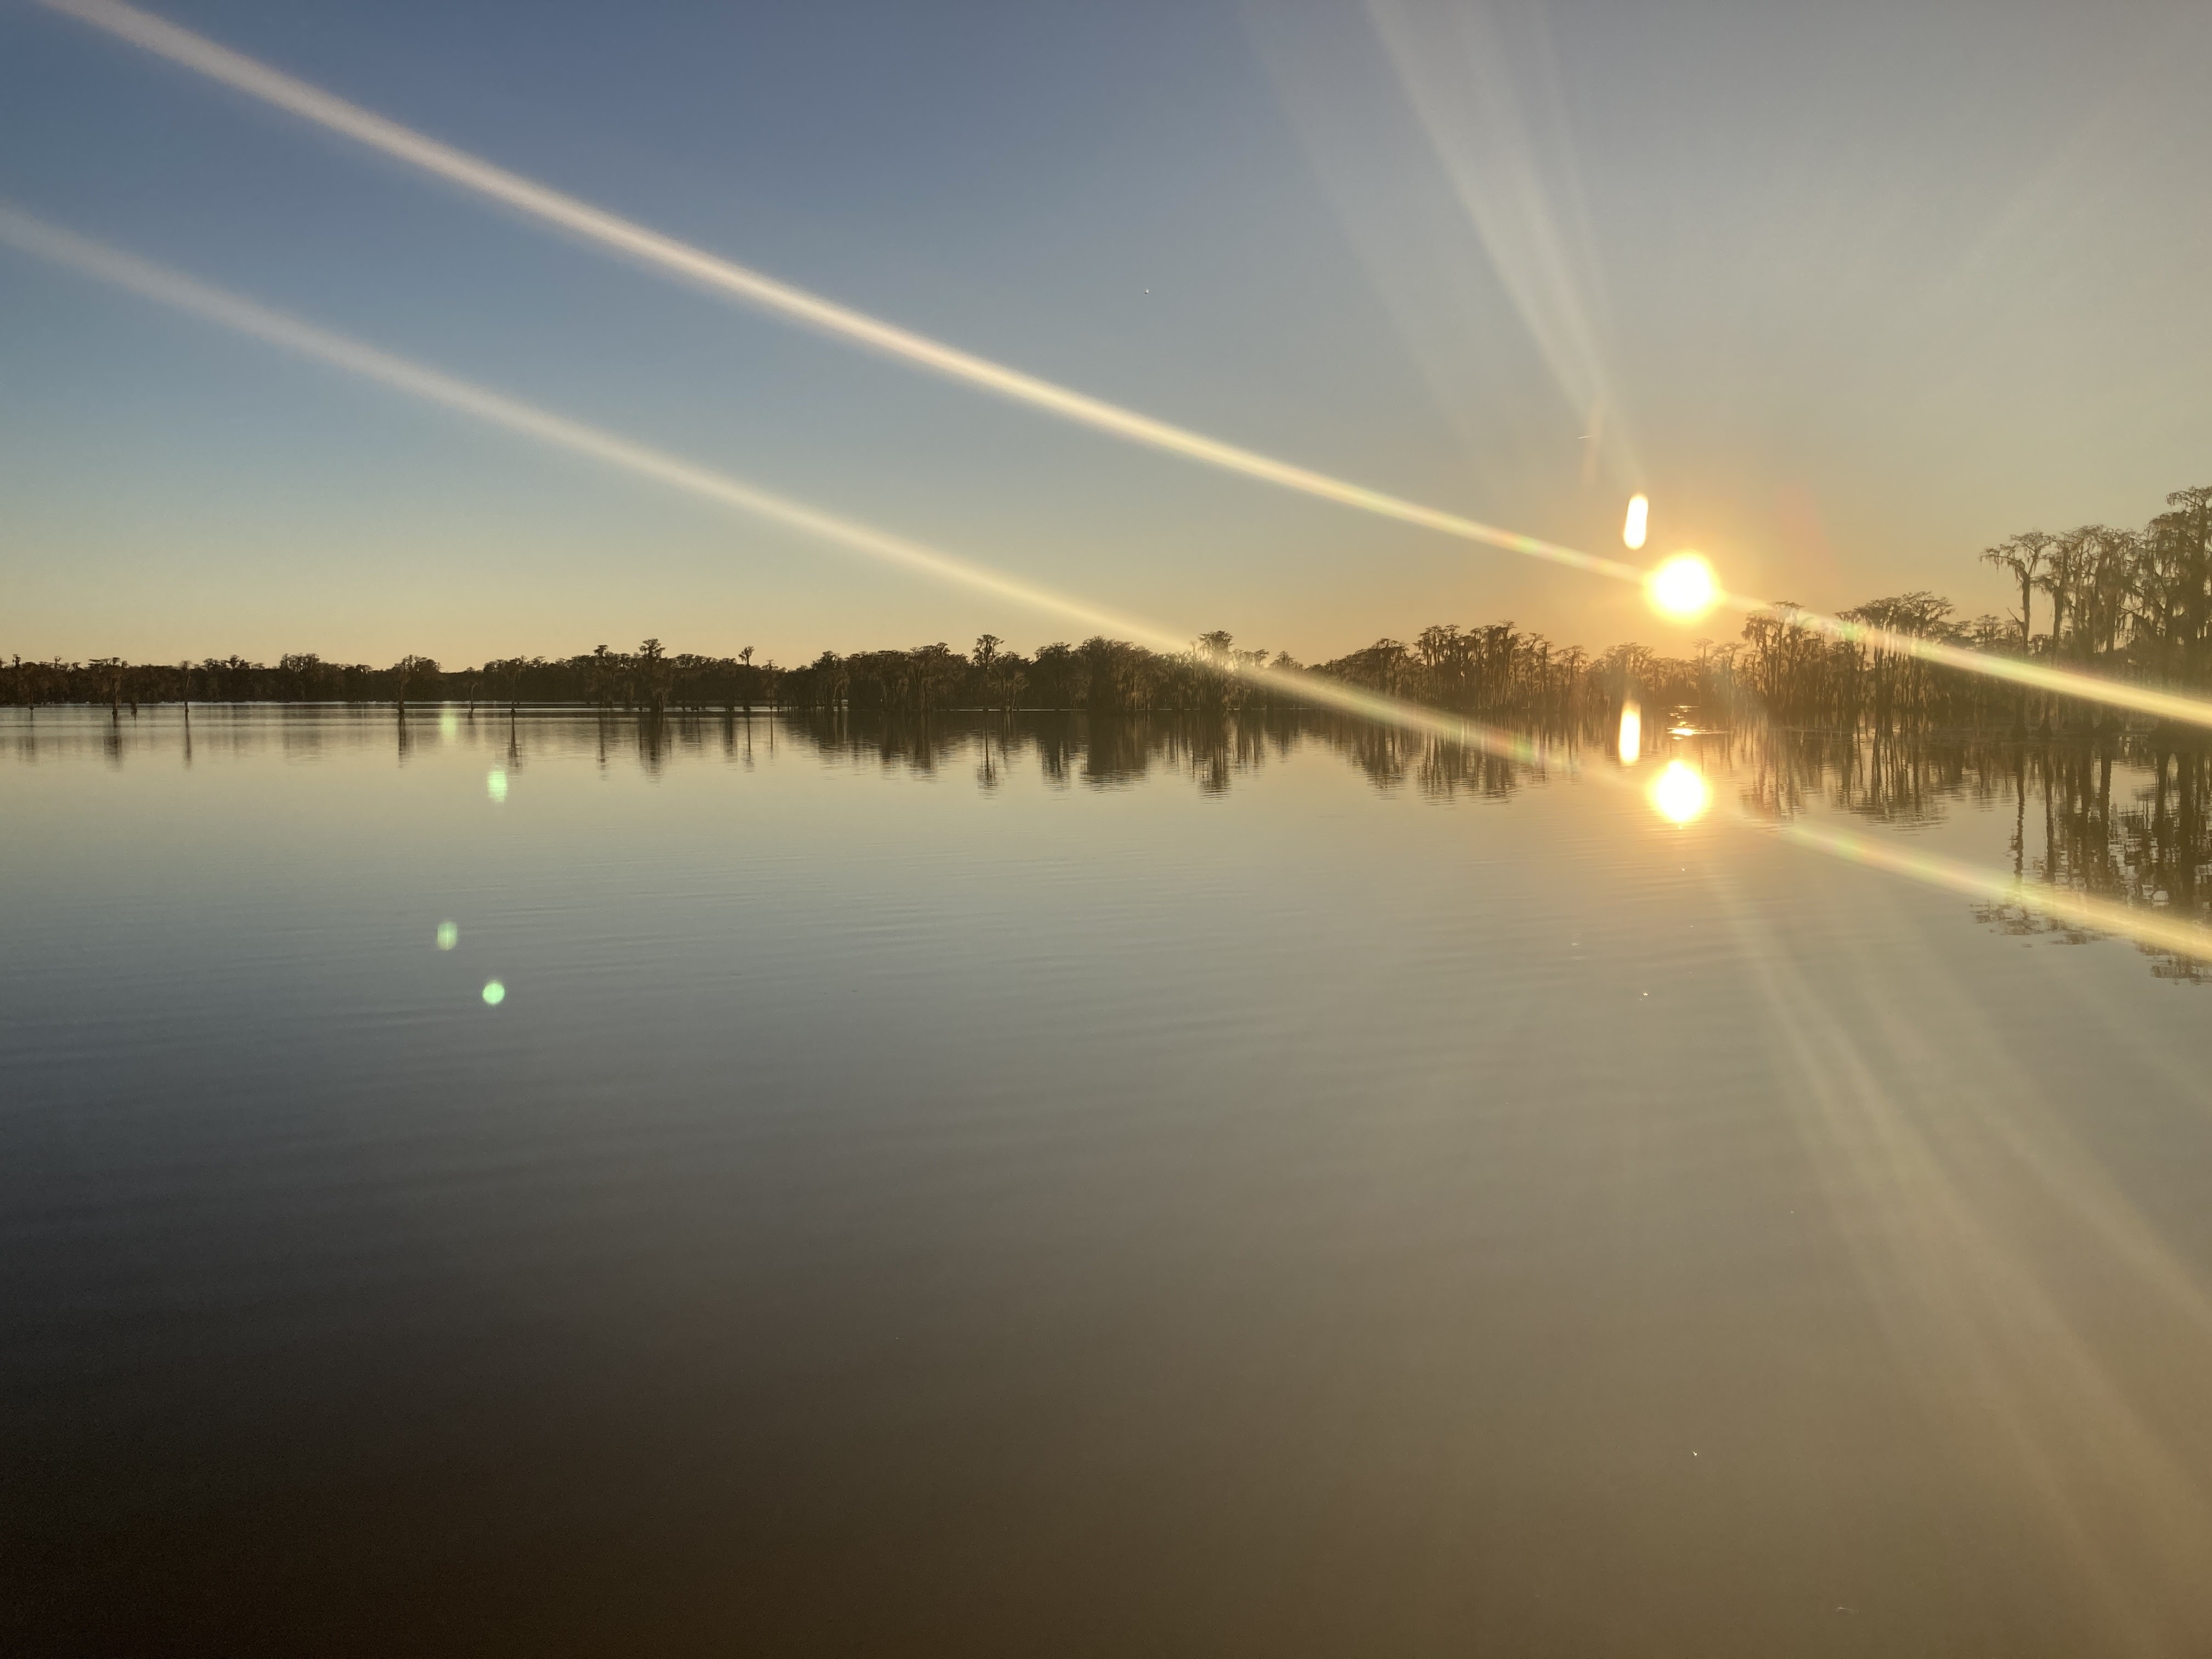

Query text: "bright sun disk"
[1646, 552, 1719, 622]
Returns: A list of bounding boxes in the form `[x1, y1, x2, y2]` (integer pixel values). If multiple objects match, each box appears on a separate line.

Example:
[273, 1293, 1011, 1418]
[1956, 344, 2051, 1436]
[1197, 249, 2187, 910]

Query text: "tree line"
[13, 483, 2207, 733]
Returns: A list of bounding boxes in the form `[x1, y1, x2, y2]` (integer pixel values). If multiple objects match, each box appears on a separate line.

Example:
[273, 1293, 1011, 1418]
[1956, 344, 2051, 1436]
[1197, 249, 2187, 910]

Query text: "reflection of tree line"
[783, 708, 1297, 794]
[764, 708, 1552, 802]
[2002, 741, 2212, 982]
[1736, 726, 2212, 980]
[1734, 726, 2006, 828]
[14, 695, 2207, 978]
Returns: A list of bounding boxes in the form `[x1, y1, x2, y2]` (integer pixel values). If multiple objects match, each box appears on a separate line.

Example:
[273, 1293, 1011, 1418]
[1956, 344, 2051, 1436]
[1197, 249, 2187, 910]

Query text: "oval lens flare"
[1646, 552, 1718, 622]
[1650, 760, 1712, 825]
[1622, 494, 1649, 551]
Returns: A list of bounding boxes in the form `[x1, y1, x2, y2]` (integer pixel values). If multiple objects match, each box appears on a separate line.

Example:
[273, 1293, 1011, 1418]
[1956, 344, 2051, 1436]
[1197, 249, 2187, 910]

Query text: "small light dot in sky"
[482, 979, 506, 1006]
[436, 921, 458, 950]
[487, 769, 509, 803]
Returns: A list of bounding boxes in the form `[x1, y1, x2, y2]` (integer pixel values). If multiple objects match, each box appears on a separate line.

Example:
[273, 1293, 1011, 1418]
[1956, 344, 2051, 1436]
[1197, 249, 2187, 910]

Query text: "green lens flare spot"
[481, 979, 506, 1006]
[436, 921, 459, 951]
[487, 768, 509, 803]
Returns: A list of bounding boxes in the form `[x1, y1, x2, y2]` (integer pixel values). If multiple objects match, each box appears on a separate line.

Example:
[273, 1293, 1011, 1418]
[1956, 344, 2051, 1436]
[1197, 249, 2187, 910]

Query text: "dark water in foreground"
[6, 706, 2212, 1656]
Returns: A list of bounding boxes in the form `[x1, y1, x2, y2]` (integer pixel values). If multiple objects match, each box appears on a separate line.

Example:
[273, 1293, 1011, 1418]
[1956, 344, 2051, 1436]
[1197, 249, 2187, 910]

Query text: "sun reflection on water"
[1650, 759, 1712, 824]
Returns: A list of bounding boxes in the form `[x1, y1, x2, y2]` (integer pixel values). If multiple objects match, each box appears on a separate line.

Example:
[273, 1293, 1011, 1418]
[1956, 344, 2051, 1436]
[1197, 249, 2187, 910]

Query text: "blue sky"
[3, 0, 2207, 666]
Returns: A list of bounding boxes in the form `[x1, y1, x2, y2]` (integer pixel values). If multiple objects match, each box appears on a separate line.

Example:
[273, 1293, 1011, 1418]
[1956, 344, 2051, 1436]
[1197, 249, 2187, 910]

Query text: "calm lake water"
[6, 704, 2212, 1656]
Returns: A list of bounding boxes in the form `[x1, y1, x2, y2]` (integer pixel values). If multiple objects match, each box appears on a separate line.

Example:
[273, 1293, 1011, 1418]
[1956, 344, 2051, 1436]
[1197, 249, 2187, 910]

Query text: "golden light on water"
[1617, 700, 1642, 765]
[1646, 551, 1719, 622]
[1650, 760, 1712, 825]
[1622, 494, 1649, 551]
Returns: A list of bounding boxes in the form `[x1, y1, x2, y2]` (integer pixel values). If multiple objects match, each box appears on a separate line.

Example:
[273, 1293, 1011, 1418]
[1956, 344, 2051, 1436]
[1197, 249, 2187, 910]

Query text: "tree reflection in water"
[9, 703, 2209, 981]
[722, 709, 2212, 979]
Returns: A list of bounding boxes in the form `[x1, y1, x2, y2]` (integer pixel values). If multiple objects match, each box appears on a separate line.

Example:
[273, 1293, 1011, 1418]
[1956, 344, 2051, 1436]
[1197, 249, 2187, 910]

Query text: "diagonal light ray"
[0, 209, 1165, 651]
[1365, 0, 1640, 487]
[1733, 602, 2212, 734]
[41, 0, 2212, 737]
[5, 202, 2208, 977]
[31, 0, 1648, 593]
[1771, 820, 2212, 968]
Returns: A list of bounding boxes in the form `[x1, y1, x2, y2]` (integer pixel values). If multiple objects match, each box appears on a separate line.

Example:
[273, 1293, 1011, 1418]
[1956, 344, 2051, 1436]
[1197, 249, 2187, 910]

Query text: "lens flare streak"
[0, 207, 1166, 654]
[37, 0, 1648, 589]
[1774, 821, 2212, 968]
[1805, 615, 2212, 733]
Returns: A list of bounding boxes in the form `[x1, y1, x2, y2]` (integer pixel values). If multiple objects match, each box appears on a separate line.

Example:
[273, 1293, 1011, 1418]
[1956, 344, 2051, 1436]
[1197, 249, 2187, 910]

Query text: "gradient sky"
[3, 0, 2207, 669]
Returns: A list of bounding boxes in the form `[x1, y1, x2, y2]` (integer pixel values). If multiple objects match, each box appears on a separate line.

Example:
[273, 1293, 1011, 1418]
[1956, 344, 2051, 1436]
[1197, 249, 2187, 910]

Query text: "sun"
[1646, 552, 1720, 622]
